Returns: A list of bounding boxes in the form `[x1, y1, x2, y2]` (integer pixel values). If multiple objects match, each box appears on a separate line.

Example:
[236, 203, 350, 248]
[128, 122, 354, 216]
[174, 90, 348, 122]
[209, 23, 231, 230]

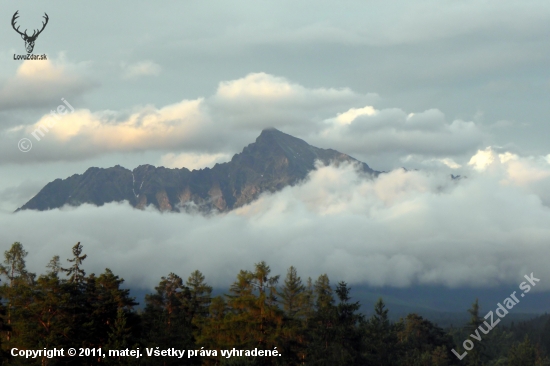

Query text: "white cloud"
[0, 56, 96, 111]
[3, 98, 208, 163]
[468, 147, 550, 187]
[468, 147, 495, 171]
[121, 61, 162, 79]
[499, 153, 550, 188]
[209, 72, 378, 132]
[466, 147, 550, 205]
[216, 73, 298, 99]
[332, 106, 377, 125]
[310, 106, 484, 169]
[437, 158, 461, 169]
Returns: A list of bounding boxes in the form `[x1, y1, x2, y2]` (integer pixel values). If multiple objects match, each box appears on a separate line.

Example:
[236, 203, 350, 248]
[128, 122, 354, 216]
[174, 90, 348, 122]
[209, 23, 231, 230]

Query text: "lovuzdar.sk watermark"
[14, 54, 47, 61]
[452, 273, 540, 360]
[11, 10, 48, 60]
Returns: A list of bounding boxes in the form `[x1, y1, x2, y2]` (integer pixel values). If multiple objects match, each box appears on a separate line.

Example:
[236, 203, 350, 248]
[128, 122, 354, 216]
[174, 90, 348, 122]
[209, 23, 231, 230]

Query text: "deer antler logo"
[12, 11, 49, 54]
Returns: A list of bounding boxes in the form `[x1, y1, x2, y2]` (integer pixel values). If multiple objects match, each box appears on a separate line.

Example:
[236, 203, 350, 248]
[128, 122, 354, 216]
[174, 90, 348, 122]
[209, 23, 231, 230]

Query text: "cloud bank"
[2, 150, 549, 291]
[2, 71, 484, 170]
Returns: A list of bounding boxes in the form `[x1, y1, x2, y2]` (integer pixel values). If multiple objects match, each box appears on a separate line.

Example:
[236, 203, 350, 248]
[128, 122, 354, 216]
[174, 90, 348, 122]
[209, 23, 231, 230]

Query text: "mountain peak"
[257, 127, 293, 140]
[17, 129, 379, 213]
[255, 127, 309, 151]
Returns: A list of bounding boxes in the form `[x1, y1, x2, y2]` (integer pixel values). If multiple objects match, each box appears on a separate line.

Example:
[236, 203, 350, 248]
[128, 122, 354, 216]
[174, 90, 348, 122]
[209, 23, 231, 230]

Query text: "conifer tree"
[105, 308, 135, 366]
[198, 296, 230, 366]
[305, 274, 338, 365]
[186, 269, 212, 339]
[225, 262, 283, 355]
[279, 266, 305, 318]
[142, 273, 196, 365]
[314, 274, 333, 310]
[0, 242, 35, 347]
[251, 261, 282, 351]
[59, 242, 90, 352]
[333, 281, 364, 364]
[46, 255, 61, 276]
[362, 298, 399, 365]
[83, 269, 138, 351]
[61, 242, 87, 284]
[0, 242, 33, 285]
[396, 313, 458, 366]
[27, 264, 71, 365]
[466, 299, 486, 366]
[278, 266, 307, 364]
[225, 269, 256, 349]
[508, 335, 537, 366]
[301, 277, 315, 322]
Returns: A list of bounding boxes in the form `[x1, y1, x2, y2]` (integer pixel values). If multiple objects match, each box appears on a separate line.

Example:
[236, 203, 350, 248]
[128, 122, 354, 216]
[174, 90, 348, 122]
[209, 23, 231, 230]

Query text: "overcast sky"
[1, 1, 549, 291]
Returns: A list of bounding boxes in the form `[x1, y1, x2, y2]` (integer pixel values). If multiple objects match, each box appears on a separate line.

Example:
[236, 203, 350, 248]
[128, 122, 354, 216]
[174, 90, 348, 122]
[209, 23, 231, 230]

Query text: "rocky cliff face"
[17, 128, 379, 212]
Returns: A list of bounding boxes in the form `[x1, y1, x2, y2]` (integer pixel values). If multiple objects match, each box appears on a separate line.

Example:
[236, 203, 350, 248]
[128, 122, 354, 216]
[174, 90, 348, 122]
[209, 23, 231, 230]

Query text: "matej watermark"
[18, 98, 74, 152]
[452, 273, 540, 360]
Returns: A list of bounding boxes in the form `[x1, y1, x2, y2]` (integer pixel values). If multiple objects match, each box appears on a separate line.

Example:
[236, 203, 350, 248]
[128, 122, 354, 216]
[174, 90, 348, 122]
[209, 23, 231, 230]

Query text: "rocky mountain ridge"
[17, 128, 379, 212]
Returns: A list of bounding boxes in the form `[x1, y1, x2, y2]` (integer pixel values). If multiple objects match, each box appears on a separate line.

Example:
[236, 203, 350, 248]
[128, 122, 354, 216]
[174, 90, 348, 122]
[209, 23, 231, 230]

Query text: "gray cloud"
[0, 72, 482, 171]
[0, 56, 97, 112]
